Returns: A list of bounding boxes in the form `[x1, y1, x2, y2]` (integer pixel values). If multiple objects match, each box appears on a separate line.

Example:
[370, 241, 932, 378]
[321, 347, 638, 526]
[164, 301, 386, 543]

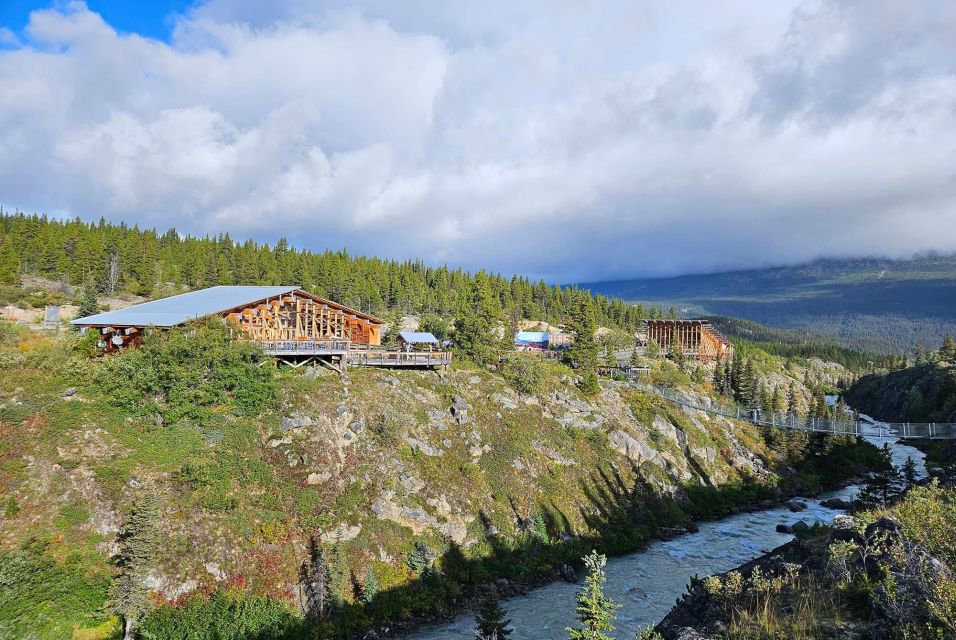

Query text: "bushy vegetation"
[94, 319, 277, 421]
[686, 477, 956, 640]
[0, 540, 114, 639]
[139, 590, 308, 640]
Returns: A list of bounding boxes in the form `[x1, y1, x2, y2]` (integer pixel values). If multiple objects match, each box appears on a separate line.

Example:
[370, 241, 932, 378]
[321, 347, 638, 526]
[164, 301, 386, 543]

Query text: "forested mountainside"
[579, 256, 956, 354]
[844, 364, 956, 423]
[0, 320, 881, 639]
[709, 316, 898, 373]
[0, 211, 660, 331]
[841, 337, 956, 422]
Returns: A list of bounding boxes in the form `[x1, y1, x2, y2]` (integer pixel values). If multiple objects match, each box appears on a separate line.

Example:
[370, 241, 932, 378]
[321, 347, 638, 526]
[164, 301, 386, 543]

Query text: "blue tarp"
[398, 331, 440, 344]
[515, 331, 550, 345]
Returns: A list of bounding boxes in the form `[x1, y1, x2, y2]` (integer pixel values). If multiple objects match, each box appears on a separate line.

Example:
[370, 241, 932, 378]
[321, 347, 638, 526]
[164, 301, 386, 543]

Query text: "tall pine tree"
[109, 489, 160, 640]
[474, 585, 512, 638]
[566, 551, 620, 640]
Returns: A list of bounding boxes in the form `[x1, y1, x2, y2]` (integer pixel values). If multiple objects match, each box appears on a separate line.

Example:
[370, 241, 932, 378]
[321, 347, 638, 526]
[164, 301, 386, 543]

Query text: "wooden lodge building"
[641, 319, 733, 363]
[70, 286, 450, 369]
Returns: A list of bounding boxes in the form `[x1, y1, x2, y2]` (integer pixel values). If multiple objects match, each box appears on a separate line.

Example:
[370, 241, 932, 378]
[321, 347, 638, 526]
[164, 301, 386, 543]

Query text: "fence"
[635, 383, 956, 440]
[347, 350, 452, 368]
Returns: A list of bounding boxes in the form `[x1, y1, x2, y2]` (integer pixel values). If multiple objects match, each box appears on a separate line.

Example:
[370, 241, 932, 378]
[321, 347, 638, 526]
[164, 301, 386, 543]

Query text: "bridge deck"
[347, 350, 451, 368]
[639, 383, 956, 440]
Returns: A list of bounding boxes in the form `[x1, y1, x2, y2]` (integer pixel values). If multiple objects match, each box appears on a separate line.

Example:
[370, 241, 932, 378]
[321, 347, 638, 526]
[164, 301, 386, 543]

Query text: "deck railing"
[256, 339, 351, 355]
[635, 382, 956, 440]
[347, 350, 452, 367]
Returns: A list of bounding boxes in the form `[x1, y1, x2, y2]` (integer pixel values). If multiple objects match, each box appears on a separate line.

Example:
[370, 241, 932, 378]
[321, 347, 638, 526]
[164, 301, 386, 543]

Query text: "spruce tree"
[363, 566, 379, 604]
[301, 537, 328, 621]
[453, 271, 502, 366]
[941, 335, 956, 361]
[902, 456, 918, 489]
[772, 385, 788, 414]
[858, 444, 901, 507]
[566, 550, 620, 640]
[109, 489, 160, 640]
[712, 362, 725, 391]
[567, 292, 599, 371]
[0, 235, 19, 285]
[566, 293, 600, 394]
[474, 585, 512, 638]
[76, 282, 100, 320]
[669, 331, 686, 369]
[326, 544, 350, 607]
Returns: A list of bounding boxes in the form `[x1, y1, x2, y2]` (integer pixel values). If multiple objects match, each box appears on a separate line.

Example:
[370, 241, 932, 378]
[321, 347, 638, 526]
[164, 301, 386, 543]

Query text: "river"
[406, 417, 927, 639]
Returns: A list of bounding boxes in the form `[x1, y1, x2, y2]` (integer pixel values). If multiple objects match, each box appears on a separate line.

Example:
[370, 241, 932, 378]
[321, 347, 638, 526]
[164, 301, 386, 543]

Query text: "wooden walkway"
[254, 340, 450, 368]
[639, 383, 956, 440]
[347, 350, 451, 368]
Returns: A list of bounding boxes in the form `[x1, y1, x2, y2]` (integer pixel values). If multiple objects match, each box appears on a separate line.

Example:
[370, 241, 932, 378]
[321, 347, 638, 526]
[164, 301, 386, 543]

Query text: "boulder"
[490, 392, 518, 410]
[280, 413, 313, 432]
[787, 500, 808, 513]
[533, 441, 575, 466]
[820, 498, 854, 510]
[559, 563, 577, 583]
[321, 522, 362, 543]
[306, 471, 331, 485]
[791, 520, 810, 534]
[402, 435, 442, 457]
[776, 523, 794, 534]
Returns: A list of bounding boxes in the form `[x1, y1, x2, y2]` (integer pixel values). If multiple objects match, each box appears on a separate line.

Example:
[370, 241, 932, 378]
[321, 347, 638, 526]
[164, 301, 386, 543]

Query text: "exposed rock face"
[321, 522, 362, 543]
[281, 412, 313, 432]
[533, 441, 575, 466]
[402, 435, 442, 457]
[371, 491, 471, 544]
[609, 429, 666, 468]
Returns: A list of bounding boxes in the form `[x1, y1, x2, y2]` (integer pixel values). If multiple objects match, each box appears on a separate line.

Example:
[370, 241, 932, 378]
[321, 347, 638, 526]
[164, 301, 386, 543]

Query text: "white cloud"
[1, 0, 955, 281]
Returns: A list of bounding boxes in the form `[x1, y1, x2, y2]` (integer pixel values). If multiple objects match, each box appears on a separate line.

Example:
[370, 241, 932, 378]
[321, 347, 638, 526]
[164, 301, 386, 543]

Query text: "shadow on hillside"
[140, 436, 883, 639]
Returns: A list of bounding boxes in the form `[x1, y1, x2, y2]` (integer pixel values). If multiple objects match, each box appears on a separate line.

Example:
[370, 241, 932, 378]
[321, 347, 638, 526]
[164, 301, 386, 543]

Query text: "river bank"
[403, 421, 926, 639]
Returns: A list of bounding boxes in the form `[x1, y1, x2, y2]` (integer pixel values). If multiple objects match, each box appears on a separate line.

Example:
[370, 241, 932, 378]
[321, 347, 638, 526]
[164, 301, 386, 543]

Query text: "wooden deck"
[254, 340, 451, 368]
[256, 339, 351, 356]
[347, 350, 452, 368]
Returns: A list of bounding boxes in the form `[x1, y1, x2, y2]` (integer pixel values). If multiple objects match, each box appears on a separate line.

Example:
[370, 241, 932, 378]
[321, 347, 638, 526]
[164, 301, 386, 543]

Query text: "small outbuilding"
[514, 331, 551, 351]
[397, 331, 440, 351]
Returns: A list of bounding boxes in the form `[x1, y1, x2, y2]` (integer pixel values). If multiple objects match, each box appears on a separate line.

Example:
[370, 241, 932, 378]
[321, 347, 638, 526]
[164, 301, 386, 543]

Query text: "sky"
[0, 1, 954, 282]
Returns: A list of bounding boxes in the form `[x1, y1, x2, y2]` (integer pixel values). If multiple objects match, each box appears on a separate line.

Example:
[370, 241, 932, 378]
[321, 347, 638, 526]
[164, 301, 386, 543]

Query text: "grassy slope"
[578, 255, 956, 353]
[0, 322, 881, 639]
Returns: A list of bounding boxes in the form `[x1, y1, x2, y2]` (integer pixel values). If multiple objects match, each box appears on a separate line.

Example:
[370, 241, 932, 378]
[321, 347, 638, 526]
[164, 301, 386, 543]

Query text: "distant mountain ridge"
[578, 255, 956, 354]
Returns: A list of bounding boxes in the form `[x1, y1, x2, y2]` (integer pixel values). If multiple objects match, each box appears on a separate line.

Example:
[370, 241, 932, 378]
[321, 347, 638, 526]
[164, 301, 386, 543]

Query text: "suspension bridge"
[638, 383, 956, 440]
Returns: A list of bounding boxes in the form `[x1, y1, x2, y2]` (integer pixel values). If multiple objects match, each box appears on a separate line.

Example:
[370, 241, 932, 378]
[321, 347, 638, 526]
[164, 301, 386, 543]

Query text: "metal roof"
[515, 331, 551, 342]
[398, 331, 439, 344]
[70, 286, 300, 327]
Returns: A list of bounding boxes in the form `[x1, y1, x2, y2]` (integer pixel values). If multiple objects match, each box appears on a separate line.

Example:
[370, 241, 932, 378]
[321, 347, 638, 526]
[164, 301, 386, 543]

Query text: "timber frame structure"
[224, 290, 382, 346]
[71, 286, 451, 370]
[641, 319, 733, 363]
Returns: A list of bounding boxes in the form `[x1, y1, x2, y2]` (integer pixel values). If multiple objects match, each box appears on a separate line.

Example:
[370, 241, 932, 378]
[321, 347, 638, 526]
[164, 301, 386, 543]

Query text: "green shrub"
[502, 356, 549, 394]
[139, 590, 307, 640]
[0, 542, 110, 639]
[94, 319, 277, 421]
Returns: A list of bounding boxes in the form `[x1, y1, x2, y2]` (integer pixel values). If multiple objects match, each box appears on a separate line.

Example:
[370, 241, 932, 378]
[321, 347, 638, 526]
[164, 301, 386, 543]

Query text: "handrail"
[635, 383, 956, 440]
[347, 350, 452, 367]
